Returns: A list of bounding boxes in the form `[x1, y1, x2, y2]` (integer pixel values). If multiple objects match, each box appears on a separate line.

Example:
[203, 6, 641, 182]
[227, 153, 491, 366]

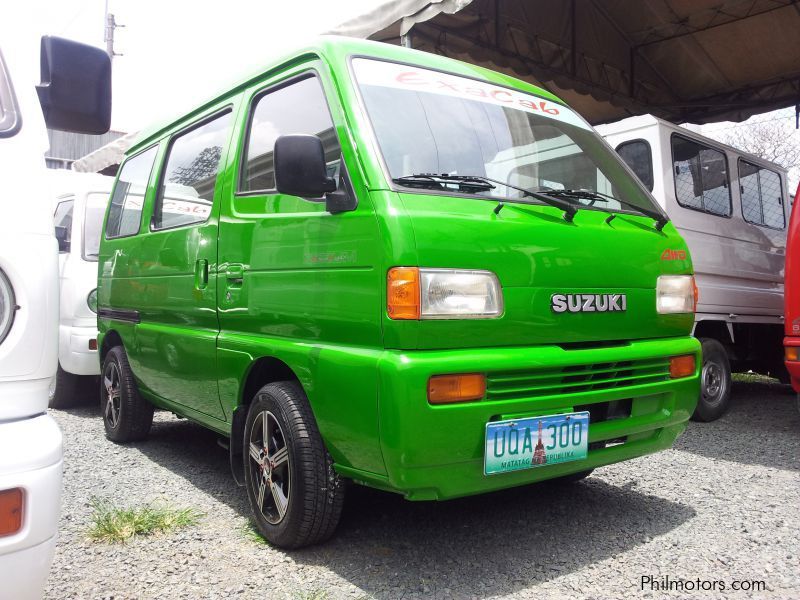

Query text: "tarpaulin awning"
[331, 0, 800, 125]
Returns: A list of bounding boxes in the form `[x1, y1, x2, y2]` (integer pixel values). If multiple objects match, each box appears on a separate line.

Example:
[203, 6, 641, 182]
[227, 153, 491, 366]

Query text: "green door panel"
[128, 223, 222, 418]
[216, 65, 385, 473]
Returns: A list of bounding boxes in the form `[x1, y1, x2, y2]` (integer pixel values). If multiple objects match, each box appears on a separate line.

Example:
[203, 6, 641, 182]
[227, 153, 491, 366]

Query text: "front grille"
[485, 358, 671, 401]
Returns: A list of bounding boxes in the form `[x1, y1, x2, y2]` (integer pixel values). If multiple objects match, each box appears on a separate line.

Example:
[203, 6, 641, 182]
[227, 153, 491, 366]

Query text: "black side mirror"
[54, 225, 70, 253]
[36, 36, 112, 134]
[274, 134, 337, 199]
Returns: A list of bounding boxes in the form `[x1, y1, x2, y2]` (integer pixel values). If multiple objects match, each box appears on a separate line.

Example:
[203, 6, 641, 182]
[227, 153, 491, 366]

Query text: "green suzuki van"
[97, 37, 700, 548]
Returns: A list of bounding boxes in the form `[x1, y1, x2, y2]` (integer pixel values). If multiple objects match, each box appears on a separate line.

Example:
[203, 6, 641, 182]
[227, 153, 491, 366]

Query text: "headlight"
[87, 288, 98, 314]
[387, 267, 503, 319]
[656, 275, 696, 314]
[0, 268, 16, 345]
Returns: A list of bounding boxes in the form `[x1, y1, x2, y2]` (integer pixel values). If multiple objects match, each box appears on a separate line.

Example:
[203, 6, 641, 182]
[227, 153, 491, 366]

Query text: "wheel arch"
[230, 355, 303, 486]
[99, 329, 124, 362]
[693, 319, 733, 346]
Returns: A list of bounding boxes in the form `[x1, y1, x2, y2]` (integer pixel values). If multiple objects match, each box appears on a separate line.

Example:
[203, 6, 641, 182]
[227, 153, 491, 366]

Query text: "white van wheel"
[49, 364, 79, 409]
[691, 338, 731, 422]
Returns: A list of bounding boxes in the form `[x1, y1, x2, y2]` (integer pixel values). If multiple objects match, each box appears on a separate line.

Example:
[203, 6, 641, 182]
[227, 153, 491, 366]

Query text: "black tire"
[692, 338, 732, 422]
[100, 346, 154, 442]
[49, 364, 80, 409]
[243, 381, 345, 549]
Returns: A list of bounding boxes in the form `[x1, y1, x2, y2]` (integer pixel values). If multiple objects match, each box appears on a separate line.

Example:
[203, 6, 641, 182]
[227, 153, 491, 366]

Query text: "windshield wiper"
[543, 188, 669, 231]
[394, 173, 579, 222]
[392, 174, 495, 194]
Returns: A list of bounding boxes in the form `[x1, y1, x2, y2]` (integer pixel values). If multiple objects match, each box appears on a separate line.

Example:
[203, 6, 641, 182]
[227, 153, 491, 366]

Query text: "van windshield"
[83, 193, 108, 260]
[352, 58, 660, 216]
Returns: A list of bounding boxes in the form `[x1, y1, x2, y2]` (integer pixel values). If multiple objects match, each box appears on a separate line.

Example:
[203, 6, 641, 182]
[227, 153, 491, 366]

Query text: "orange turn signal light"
[387, 267, 420, 320]
[428, 373, 486, 404]
[0, 488, 24, 537]
[669, 354, 696, 379]
[786, 346, 799, 362]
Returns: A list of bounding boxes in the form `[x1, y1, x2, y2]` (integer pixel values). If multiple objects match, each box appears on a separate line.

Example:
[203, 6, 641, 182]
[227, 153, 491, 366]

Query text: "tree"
[709, 110, 800, 192]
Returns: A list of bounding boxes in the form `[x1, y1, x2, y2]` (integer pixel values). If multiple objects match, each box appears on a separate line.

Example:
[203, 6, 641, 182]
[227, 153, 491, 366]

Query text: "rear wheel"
[692, 338, 731, 422]
[48, 364, 79, 409]
[100, 346, 153, 442]
[243, 381, 345, 549]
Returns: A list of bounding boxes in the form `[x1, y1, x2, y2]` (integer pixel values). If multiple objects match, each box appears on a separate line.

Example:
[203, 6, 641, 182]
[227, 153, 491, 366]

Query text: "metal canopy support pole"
[401, 26, 413, 48]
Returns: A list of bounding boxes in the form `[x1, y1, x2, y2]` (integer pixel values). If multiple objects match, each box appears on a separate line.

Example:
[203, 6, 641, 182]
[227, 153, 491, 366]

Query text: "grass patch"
[242, 520, 269, 545]
[87, 498, 203, 543]
[732, 371, 779, 384]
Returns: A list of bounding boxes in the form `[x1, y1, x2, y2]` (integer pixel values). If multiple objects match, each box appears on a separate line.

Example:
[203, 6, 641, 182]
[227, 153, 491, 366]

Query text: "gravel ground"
[45, 378, 799, 600]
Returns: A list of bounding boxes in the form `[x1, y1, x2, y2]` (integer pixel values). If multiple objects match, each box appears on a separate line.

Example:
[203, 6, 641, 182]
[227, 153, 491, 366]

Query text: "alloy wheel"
[103, 361, 121, 428]
[248, 410, 291, 525]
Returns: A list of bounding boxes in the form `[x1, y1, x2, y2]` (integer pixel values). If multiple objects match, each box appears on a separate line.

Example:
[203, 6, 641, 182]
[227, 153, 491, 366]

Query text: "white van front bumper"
[59, 323, 99, 376]
[0, 413, 63, 600]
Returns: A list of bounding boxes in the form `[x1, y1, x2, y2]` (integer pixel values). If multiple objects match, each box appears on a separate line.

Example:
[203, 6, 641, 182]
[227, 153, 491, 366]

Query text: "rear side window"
[671, 135, 731, 217]
[616, 140, 653, 191]
[240, 75, 340, 193]
[106, 147, 158, 238]
[153, 111, 231, 231]
[739, 159, 785, 229]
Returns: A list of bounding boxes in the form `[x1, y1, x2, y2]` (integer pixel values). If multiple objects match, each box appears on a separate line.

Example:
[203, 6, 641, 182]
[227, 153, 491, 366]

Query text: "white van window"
[83, 193, 108, 260]
[0, 49, 22, 138]
[616, 140, 653, 192]
[739, 159, 785, 229]
[671, 135, 731, 217]
[53, 199, 74, 252]
[240, 75, 340, 193]
[153, 110, 231, 230]
[106, 146, 158, 238]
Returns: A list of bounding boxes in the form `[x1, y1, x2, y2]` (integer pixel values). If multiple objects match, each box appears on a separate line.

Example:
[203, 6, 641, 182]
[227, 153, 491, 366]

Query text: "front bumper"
[374, 336, 700, 500]
[58, 323, 99, 376]
[0, 414, 63, 599]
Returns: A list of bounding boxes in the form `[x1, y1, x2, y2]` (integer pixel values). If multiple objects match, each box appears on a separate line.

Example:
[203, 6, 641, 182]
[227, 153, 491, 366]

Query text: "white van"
[597, 116, 790, 421]
[48, 172, 114, 408]
[0, 24, 111, 599]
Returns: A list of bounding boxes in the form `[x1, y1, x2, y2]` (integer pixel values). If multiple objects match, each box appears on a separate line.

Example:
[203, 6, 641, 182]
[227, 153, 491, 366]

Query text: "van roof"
[128, 36, 566, 155]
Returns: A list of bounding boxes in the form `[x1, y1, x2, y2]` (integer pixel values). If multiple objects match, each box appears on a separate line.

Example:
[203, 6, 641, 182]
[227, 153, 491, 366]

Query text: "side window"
[671, 135, 731, 217]
[616, 140, 653, 192]
[53, 199, 74, 251]
[153, 111, 231, 230]
[739, 159, 785, 229]
[240, 75, 340, 193]
[106, 147, 158, 238]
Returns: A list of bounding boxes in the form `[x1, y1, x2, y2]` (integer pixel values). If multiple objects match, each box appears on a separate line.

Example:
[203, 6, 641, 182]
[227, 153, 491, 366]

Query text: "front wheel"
[692, 338, 731, 422]
[243, 381, 345, 549]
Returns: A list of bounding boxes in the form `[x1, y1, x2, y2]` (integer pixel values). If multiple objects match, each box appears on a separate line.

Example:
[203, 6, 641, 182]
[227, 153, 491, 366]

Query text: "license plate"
[484, 411, 590, 475]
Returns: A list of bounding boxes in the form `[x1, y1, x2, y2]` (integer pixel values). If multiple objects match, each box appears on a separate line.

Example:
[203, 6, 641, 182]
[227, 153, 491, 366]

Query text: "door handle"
[194, 259, 208, 290]
[225, 264, 244, 287]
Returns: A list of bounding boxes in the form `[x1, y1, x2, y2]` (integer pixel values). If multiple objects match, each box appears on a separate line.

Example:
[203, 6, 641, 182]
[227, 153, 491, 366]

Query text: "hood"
[385, 192, 694, 350]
